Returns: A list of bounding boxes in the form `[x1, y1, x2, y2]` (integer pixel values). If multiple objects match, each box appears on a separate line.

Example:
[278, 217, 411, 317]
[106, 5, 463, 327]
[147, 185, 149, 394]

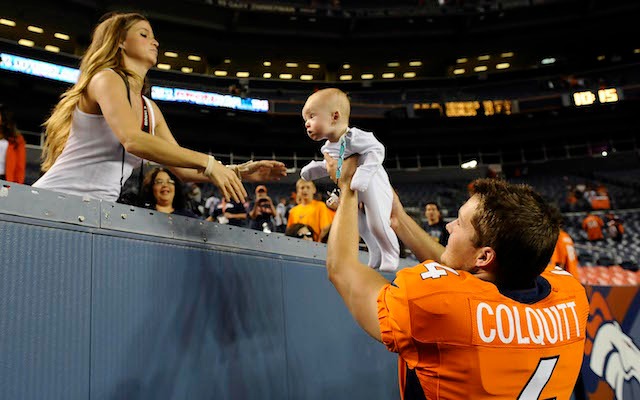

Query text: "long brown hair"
[41, 12, 149, 171]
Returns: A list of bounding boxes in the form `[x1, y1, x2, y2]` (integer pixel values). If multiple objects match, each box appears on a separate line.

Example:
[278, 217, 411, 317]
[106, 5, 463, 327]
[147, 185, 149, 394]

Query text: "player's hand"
[389, 190, 404, 232]
[237, 160, 287, 182]
[323, 153, 359, 188]
[205, 160, 247, 203]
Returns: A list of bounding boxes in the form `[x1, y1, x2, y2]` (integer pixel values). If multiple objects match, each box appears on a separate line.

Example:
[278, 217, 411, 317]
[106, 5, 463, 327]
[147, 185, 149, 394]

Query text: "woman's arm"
[88, 70, 246, 202]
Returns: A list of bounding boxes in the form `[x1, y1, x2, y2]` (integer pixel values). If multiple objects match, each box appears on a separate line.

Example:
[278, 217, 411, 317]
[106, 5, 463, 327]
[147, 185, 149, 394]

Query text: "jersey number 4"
[419, 262, 460, 280]
[518, 356, 559, 400]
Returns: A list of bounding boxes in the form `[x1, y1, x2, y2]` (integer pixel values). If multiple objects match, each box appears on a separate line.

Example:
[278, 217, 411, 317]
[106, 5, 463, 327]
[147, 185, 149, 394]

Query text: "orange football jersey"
[582, 215, 604, 241]
[378, 261, 589, 400]
[287, 200, 334, 241]
[546, 230, 579, 277]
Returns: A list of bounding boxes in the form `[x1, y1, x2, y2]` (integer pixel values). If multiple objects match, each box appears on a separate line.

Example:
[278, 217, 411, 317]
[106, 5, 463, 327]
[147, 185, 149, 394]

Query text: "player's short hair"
[469, 178, 561, 289]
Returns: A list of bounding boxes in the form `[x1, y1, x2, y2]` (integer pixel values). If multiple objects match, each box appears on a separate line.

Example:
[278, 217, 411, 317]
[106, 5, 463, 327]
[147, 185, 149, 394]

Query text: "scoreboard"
[414, 100, 514, 117]
[413, 87, 622, 118]
[572, 88, 620, 106]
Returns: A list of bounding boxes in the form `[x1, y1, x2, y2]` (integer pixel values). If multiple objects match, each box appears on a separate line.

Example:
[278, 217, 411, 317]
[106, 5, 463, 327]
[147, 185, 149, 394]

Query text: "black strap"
[117, 71, 132, 191]
[115, 71, 150, 204]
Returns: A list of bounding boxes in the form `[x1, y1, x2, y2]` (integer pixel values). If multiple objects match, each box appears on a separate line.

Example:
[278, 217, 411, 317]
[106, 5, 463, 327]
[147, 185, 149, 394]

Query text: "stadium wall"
[0, 181, 402, 400]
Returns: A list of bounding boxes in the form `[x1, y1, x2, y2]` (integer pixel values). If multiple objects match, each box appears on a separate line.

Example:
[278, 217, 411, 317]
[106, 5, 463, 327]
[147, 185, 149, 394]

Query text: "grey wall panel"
[0, 180, 100, 227]
[0, 220, 91, 400]
[90, 236, 288, 400]
[283, 263, 399, 400]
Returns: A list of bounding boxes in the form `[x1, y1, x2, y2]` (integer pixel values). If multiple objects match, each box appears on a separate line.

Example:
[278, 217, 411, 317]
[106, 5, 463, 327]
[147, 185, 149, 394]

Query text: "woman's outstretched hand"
[235, 160, 287, 182]
[205, 159, 247, 203]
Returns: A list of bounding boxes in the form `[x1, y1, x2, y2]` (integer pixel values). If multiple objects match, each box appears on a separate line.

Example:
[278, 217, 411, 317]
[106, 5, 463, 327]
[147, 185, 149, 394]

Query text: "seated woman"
[141, 167, 196, 217]
[285, 223, 315, 241]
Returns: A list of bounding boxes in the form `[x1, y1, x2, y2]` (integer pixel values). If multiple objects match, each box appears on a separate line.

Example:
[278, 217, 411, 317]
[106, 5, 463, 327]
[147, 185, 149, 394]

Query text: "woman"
[141, 167, 195, 217]
[33, 12, 285, 203]
[0, 105, 26, 183]
[285, 223, 315, 241]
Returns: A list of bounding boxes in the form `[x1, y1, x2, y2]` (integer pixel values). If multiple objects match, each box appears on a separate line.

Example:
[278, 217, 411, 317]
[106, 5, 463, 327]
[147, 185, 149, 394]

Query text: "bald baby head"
[309, 88, 351, 120]
[302, 88, 351, 142]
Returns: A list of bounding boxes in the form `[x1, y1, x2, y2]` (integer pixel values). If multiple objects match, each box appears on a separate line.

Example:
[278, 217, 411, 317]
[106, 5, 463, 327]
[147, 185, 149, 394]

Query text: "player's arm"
[391, 191, 445, 263]
[326, 155, 389, 342]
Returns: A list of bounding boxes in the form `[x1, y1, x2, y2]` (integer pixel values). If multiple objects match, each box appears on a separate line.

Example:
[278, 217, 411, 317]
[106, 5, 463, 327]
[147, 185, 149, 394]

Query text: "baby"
[300, 88, 399, 271]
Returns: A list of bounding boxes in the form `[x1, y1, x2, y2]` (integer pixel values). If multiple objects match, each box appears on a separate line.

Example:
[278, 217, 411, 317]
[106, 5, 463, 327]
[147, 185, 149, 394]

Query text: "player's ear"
[332, 110, 340, 122]
[475, 246, 496, 269]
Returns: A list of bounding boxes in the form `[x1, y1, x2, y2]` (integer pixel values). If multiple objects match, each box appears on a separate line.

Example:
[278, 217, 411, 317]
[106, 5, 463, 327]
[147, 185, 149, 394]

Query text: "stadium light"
[461, 160, 478, 169]
[0, 18, 16, 27]
[27, 25, 44, 34]
[18, 39, 34, 47]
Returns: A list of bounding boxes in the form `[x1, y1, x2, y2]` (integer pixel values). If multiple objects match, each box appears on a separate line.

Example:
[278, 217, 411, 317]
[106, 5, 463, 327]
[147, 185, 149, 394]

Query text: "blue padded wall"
[0, 182, 403, 400]
[0, 220, 92, 400]
[91, 236, 289, 400]
[283, 264, 398, 399]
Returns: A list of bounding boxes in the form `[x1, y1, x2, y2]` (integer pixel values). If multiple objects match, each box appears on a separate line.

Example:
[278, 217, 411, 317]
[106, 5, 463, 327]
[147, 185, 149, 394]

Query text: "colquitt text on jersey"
[474, 300, 582, 345]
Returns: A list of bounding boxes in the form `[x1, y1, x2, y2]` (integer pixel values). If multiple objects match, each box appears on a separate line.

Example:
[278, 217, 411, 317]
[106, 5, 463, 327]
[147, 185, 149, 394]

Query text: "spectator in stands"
[299, 88, 398, 270]
[422, 202, 449, 246]
[285, 223, 315, 241]
[141, 167, 196, 217]
[605, 213, 624, 242]
[565, 187, 578, 212]
[204, 190, 221, 219]
[275, 196, 288, 233]
[209, 197, 247, 227]
[324, 155, 588, 399]
[287, 179, 334, 242]
[33, 12, 286, 203]
[185, 183, 206, 217]
[0, 105, 26, 183]
[582, 212, 605, 241]
[249, 195, 277, 233]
